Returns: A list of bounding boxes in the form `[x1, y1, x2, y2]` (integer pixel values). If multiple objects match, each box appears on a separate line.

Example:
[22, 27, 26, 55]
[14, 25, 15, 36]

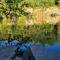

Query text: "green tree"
[0, 0, 30, 32]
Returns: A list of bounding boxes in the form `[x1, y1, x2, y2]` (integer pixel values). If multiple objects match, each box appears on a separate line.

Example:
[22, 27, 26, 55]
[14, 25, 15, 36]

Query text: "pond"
[0, 40, 60, 60]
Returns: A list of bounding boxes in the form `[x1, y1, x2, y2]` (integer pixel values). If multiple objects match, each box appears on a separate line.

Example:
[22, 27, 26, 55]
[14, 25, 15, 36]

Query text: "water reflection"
[0, 40, 60, 60]
[45, 42, 60, 51]
[30, 42, 60, 60]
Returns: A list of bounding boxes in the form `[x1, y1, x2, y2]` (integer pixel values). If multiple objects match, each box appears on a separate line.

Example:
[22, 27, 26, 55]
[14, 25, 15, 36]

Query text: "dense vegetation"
[0, 0, 59, 45]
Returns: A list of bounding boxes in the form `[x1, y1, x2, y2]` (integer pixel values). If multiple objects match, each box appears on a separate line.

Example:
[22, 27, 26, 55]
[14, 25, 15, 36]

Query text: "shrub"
[14, 23, 57, 45]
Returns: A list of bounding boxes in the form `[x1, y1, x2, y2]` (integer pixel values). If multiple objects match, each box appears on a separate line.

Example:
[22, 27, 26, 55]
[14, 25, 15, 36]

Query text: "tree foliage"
[0, 0, 31, 32]
[0, 0, 58, 45]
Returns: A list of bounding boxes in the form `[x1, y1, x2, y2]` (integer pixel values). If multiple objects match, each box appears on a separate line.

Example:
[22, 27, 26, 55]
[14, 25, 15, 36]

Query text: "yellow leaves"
[25, 19, 33, 25]
[2, 17, 8, 26]
[32, 6, 60, 25]
[16, 15, 33, 26]
[44, 6, 60, 24]
[33, 8, 46, 24]
[16, 16, 27, 26]
[0, 17, 8, 31]
[0, 6, 59, 29]
[26, 7, 33, 13]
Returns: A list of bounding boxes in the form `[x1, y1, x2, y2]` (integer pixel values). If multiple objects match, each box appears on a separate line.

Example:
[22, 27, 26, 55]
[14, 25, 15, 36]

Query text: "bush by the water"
[0, 23, 57, 45]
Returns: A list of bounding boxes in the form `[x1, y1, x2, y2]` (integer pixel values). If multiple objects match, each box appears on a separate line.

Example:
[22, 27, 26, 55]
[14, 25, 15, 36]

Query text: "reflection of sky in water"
[45, 42, 60, 52]
[31, 43, 60, 60]
[43, 42, 60, 60]
[0, 41, 60, 60]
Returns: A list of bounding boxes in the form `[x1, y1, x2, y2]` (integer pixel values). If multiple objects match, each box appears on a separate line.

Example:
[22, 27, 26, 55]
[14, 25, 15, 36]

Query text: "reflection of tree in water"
[11, 42, 35, 60]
